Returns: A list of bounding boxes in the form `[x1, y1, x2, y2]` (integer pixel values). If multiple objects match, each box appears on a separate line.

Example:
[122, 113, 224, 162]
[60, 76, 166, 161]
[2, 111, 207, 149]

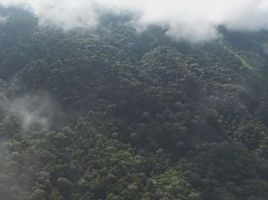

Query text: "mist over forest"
[1, 2, 268, 200]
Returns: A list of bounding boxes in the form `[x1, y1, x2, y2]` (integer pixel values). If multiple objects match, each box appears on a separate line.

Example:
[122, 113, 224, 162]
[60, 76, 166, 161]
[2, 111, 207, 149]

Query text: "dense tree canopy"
[1, 7, 268, 200]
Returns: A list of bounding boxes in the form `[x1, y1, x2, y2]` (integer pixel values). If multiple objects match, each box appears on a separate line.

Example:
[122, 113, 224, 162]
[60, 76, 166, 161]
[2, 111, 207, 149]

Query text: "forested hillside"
[1, 7, 268, 200]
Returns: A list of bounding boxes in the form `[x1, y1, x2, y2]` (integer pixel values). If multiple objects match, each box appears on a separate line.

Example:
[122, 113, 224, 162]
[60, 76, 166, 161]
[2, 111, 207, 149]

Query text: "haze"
[1, 0, 268, 42]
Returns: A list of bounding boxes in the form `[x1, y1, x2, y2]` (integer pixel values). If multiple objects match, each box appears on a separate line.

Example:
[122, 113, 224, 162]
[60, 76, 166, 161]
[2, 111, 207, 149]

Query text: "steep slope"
[1, 7, 268, 200]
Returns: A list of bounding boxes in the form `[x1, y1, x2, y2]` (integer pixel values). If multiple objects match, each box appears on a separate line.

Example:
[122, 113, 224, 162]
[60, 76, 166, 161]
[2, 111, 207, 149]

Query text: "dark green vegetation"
[1, 7, 268, 200]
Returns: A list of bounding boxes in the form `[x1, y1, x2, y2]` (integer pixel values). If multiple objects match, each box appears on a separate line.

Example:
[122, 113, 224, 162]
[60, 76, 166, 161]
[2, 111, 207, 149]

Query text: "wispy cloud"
[1, 0, 268, 42]
[0, 92, 56, 133]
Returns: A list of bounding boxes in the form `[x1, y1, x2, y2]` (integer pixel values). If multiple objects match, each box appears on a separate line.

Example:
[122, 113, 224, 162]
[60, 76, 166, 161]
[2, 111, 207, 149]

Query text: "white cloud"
[1, 0, 268, 42]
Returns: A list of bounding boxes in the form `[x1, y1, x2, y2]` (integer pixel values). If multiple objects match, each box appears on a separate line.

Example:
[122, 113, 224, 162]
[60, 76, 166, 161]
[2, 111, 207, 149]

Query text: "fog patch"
[2, 0, 268, 42]
[0, 92, 56, 135]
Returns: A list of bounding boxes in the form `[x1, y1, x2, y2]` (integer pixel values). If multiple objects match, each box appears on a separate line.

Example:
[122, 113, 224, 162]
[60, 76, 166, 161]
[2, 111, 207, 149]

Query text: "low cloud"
[0, 92, 56, 134]
[1, 0, 268, 42]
